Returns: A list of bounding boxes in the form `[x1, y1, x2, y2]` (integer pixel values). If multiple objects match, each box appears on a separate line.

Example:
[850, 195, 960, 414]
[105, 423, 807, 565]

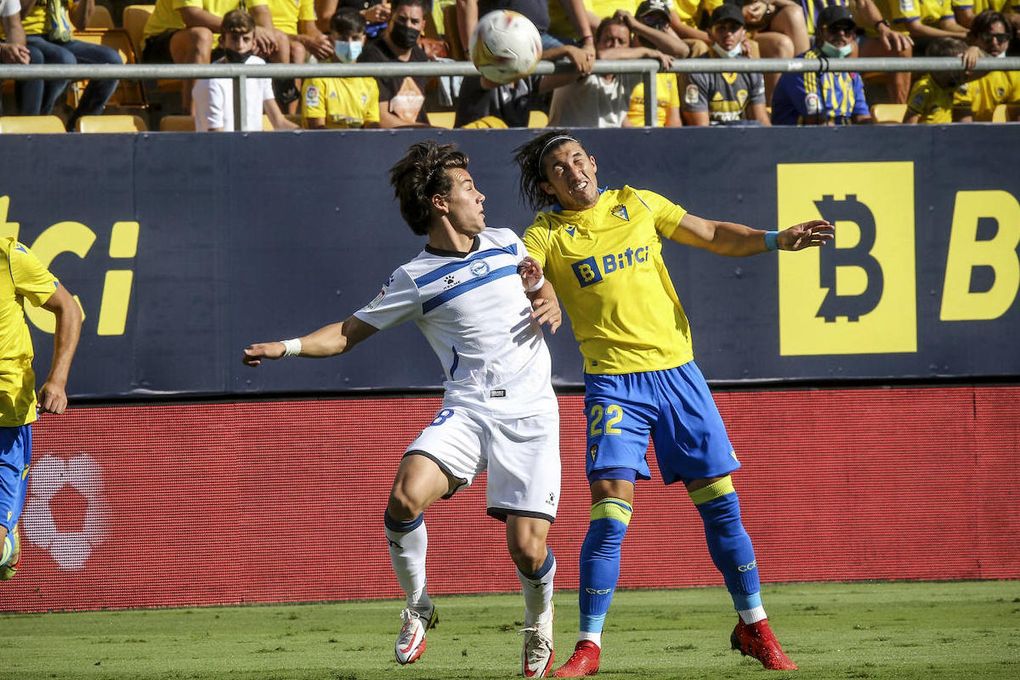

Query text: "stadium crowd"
[1, 0, 1018, 128]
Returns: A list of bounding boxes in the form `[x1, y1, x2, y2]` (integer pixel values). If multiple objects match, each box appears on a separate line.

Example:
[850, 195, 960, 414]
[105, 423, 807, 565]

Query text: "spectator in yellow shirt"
[903, 36, 974, 122]
[302, 8, 380, 128]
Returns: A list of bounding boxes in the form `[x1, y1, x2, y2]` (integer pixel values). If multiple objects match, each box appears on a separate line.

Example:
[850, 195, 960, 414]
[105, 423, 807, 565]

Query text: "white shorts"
[405, 404, 560, 523]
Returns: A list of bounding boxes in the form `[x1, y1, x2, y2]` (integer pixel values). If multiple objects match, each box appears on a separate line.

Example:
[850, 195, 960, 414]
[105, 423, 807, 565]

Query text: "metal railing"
[2, 57, 1018, 128]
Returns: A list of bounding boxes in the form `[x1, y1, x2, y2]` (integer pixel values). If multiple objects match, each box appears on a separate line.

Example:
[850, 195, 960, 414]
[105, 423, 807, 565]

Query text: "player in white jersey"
[243, 141, 563, 678]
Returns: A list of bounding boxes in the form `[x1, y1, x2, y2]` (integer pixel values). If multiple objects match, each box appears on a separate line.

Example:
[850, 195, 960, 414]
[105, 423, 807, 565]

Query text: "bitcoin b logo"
[777, 162, 916, 356]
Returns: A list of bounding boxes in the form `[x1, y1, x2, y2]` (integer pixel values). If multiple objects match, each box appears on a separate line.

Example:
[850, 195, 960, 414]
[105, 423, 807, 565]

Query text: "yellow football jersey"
[954, 70, 1020, 120]
[22, 0, 74, 38]
[626, 72, 681, 127]
[522, 187, 693, 375]
[0, 239, 58, 428]
[906, 75, 959, 123]
[301, 76, 380, 128]
[144, 0, 269, 43]
[264, 0, 315, 36]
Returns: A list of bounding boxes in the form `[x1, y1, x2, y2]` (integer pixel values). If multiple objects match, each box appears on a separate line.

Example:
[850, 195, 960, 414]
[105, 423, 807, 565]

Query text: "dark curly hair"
[389, 141, 470, 236]
[513, 130, 581, 211]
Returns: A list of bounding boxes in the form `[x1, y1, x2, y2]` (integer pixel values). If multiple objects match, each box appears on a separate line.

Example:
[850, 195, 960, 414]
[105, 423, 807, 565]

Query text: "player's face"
[597, 23, 631, 50]
[222, 30, 255, 54]
[539, 141, 600, 211]
[711, 20, 745, 50]
[978, 21, 1010, 56]
[443, 168, 486, 236]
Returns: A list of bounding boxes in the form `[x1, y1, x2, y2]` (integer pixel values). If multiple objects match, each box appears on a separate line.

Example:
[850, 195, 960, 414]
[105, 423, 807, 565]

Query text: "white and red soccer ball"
[469, 10, 543, 85]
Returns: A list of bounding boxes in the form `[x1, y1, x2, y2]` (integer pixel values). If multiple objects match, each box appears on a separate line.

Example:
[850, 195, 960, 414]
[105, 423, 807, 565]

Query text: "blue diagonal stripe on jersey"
[413, 244, 518, 287]
[422, 265, 519, 314]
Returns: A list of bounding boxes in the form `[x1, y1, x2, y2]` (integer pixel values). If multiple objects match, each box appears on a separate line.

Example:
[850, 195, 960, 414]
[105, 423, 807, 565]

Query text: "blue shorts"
[583, 362, 739, 486]
[0, 425, 32, 532]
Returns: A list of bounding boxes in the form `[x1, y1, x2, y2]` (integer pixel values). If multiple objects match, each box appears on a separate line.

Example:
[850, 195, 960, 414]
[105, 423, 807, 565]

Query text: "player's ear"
[589, 155, 598, 174]
[539, 180, 556, 198]
[431, 192, 448, 214]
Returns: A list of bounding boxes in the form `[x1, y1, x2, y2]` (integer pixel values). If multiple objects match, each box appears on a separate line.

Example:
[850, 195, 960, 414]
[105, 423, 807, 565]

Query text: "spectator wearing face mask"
[302, 8, 381, 127]
[192, 9, 299, 131]
[902, 36, 975, 122]
[357, 0, 430, 127]
[770, 5, 872, 124]
[681, 4, 769, 125]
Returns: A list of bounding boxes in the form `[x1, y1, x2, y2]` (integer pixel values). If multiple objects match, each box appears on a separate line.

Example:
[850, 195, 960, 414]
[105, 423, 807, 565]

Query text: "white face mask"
[820, 41, 853, 58]
[711, 42, 743, 58]
[994, 49, 1007, 58]
[334, 40, 363, 63]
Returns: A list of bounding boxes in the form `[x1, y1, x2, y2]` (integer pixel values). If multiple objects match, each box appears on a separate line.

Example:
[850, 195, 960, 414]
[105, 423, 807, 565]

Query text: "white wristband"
[526, 275, 546, 293]
[281, 338, 302, 357]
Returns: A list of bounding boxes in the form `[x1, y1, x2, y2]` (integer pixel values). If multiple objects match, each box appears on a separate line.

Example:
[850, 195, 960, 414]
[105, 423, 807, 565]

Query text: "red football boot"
[552, 640, 600, 677]
[731, 618, 798, 670]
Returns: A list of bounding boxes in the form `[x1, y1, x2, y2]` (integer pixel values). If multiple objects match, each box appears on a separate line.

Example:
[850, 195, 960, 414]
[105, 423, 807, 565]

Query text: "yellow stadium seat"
[427, 111, 456, 128]
[0, 116, 66, 133]
[71, 29, 146, 108]
[262, 114, 273, 131]
[87, 5, 115, 29]
[461, 115, 507, 128]
[991, 104, 1008, 122]
[76, 114, 148, 132]
[158, 115, 196, 131]
[123, 5, 154, 59]
[528, 110, 548, 128]
[871, 103, 907, 124]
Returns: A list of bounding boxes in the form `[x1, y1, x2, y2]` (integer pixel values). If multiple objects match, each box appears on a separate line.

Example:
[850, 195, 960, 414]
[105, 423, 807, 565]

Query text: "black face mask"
[389, 22, 420, 49]
[223, 48, 253, 64]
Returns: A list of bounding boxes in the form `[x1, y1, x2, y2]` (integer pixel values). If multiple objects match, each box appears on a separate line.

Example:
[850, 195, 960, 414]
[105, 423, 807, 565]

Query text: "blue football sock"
[691, 476, 762, 614]
[579, 498, 632, 636]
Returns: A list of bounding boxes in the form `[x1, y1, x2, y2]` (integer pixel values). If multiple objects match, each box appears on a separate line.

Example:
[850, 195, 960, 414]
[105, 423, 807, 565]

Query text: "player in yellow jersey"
[514, 131, 833, 677]
[0, 239, 82, 581]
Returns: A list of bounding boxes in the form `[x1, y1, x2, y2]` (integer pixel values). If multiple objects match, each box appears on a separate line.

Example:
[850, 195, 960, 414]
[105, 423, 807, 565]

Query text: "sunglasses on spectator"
[825, 24, 856, 36]
[981, 32, 1010, 43]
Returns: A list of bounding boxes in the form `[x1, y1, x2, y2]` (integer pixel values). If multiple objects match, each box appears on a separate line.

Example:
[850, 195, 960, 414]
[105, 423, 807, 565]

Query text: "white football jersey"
[354, 228, 555, 416]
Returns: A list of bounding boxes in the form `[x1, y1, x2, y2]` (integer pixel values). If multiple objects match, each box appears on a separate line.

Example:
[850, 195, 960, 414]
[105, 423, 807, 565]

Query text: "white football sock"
[385, 516, 432, 612]
[517, 551, 556, 627]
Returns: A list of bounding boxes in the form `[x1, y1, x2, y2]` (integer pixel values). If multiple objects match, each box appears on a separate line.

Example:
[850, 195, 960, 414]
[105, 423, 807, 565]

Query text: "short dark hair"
[331, 7, 366, 35]
[392, 0, 427, 14]
[390, 141, 470, 236]
[969, 10, 1012, 39]
[221, 9, 255, 35]
[926, 36, 967, 58]
[595, 15, 629, 43]
[513, 130, 583, 211]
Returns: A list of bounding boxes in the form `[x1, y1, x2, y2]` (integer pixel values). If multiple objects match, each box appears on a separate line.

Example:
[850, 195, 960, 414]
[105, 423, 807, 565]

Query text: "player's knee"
[690, 476, 744, 531]
[387, 486, 425, 520]
[508, 534, 547, 573]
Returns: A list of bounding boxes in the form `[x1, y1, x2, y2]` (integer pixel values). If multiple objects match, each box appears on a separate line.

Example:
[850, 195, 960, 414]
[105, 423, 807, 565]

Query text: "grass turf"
[1, 581, 1018, 679]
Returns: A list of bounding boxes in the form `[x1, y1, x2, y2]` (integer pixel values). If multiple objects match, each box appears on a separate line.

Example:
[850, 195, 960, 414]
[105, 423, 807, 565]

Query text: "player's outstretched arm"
[519, 256, 561, 334]
[242, 316, 378, 366]
[670, 214, 833, 256]
[38, 283, 83, 415]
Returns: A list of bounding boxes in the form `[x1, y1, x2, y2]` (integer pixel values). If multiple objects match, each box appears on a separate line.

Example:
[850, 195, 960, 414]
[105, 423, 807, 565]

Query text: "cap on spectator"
[710, 4, 746, 26]
[817, 5, 856, 30]
[636, 0, 671, 22]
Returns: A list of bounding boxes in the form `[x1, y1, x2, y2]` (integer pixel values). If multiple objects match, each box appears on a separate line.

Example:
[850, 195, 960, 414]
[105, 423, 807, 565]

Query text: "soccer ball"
[469, 10, 543, 85]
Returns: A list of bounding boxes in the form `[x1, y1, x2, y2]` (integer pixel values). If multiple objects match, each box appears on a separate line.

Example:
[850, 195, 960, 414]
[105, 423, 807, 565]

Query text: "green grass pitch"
[1, 581, 1018, 679]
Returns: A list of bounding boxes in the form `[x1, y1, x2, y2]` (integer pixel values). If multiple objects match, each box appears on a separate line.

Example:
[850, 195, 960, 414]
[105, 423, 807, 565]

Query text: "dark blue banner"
[1, 126, 1017, 398]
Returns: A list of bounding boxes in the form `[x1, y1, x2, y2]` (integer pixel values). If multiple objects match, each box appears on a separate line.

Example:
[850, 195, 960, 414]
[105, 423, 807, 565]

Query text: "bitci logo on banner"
[776, 162, 917, 356]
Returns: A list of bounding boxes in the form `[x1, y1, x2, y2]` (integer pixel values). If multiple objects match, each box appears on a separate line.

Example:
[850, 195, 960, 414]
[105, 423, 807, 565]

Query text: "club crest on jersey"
[565, 225, 577, 237]
[469, 260, 490, 277]
[611, 204, 629, 221]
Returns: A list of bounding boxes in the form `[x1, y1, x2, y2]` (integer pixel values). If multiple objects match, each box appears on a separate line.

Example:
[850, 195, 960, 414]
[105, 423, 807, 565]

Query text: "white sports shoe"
[521, 608, 555, 678]
[395, 606, 438, 665]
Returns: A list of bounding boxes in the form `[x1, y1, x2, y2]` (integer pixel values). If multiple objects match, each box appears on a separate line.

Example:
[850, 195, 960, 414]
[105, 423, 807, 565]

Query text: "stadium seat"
[71, 29, 147, 108]
[158, 115, 196, 131]
[123, 5, 153, 59]
[0, 116, 67, 133]
[76, 114, 148, 132]
[528, 110, 548, 128]
[442, 4, 466, 61]
[262, 114, 273, 131]
[427, 111, 456, 128]
[871, 103, 907, 124]
[87, 4, 116, 29]
[991, 104, 1008, 122]
[462, 115, 507, 128]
